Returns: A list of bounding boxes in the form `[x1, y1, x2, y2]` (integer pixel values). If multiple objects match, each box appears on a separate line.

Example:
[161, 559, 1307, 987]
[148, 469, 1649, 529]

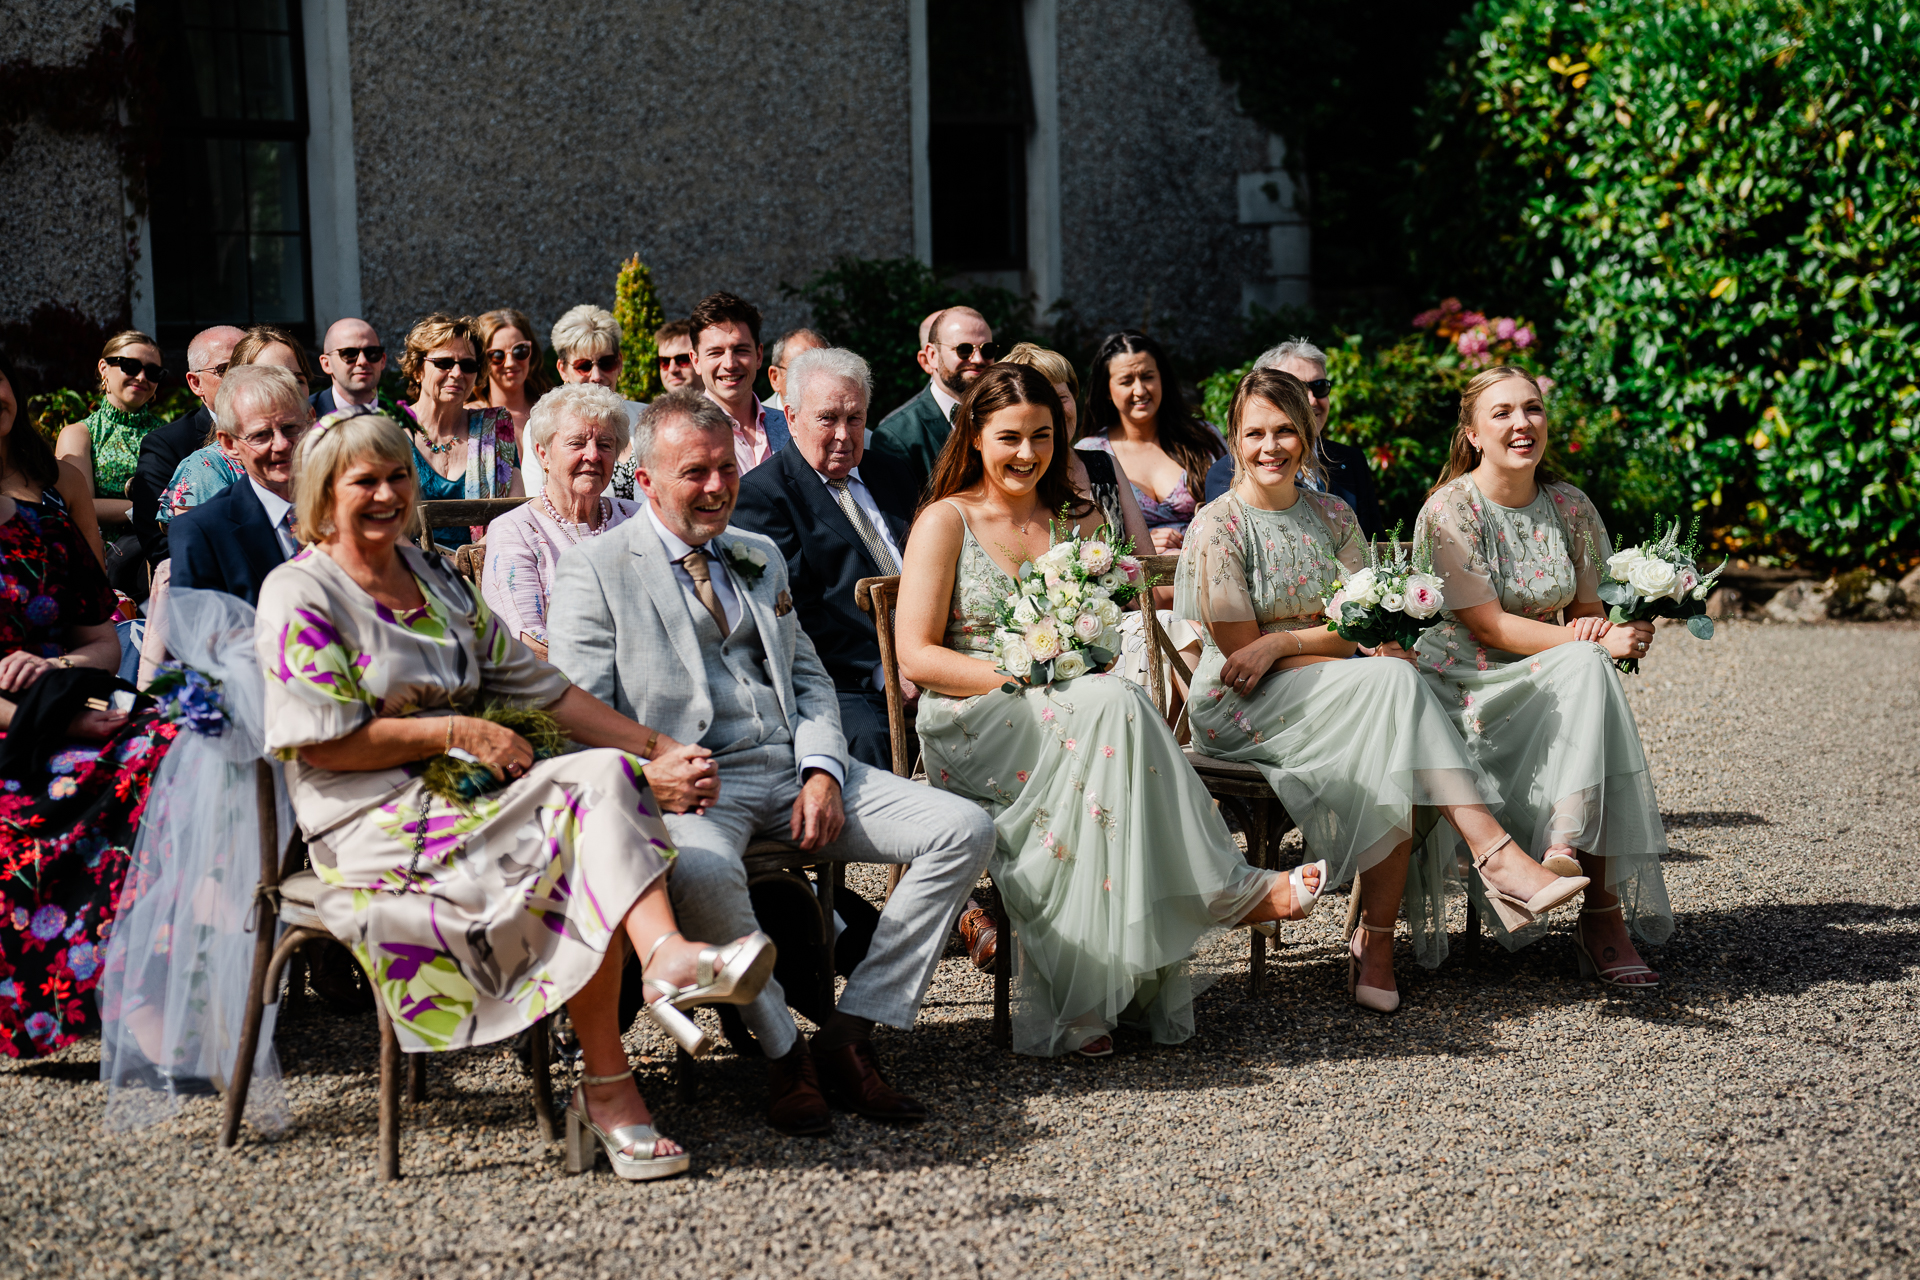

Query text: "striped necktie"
[827, 478, 900, 575]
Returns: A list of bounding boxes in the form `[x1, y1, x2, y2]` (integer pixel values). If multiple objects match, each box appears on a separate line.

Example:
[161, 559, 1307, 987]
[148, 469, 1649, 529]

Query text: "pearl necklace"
[542, 492, 610, 543]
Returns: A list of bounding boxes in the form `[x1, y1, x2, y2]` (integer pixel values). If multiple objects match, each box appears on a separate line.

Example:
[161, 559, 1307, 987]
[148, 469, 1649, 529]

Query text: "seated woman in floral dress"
[0, 356, 179, 1059]
[1413, 367, 1670, 986]
[1175, 369, 1588, 1012]
[895, 364, 1325, 1059]
[257, 412, 770, 1181]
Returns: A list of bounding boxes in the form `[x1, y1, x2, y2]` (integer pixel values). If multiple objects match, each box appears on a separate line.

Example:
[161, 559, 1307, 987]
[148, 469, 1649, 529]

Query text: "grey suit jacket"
[546, 514, 848, 781]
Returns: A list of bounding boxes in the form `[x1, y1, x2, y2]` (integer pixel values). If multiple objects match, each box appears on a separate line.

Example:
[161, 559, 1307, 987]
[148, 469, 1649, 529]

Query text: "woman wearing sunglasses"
[469, 308, 552, 458]
[56, 330, 167, 568]
[550, 305, 647, 499]
[399, 313, 523, 548]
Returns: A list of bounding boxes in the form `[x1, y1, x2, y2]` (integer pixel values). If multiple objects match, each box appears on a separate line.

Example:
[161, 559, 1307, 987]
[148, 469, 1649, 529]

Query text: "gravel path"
[4, 620, 1917, 1279]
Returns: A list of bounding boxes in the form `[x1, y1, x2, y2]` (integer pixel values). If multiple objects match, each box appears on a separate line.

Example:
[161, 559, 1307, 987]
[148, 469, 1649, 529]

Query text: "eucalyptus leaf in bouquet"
[1327, 525, 1446, 652]
[420, 703, 575, 808]
[1596, 517, 1725, 673]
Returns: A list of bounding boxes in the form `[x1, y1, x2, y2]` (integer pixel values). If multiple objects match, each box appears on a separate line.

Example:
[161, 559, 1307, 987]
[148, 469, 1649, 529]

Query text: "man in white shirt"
[869, 306, 997, 491]
[762, 327, 826, 416]
[168, 365, 310, 605]
[313, 317, 387, 415]
[690, 291, 791, 475]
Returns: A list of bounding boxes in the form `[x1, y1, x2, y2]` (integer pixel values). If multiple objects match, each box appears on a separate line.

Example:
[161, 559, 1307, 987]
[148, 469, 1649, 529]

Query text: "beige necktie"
[678, 549, 730, 634]
[827, 478, 900, 575]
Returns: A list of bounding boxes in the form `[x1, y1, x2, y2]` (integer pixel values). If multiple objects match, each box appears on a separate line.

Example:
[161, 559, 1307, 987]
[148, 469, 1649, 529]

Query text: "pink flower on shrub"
[1514, 327, 1535, 349]
[1494, 317, 1517, 340]
[1457, 331, 1490, 357]
[1536, 376, 1555, 395]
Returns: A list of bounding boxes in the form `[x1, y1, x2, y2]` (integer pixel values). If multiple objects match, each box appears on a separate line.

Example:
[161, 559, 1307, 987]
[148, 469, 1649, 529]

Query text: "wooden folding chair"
[453, 541, 486, 589]
[856, 576, 1014, 1048]
[222, 760, 560, 1180]
[415, 497, 531, 553]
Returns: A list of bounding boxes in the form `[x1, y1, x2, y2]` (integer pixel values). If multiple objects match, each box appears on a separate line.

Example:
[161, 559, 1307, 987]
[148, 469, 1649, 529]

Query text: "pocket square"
[775, 589, 794, 617]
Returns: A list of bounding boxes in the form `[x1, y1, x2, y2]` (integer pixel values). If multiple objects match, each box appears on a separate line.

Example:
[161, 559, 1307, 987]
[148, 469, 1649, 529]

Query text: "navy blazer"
[1203, 438, 1384, 540]
[131, 404, 214, 564]
[168, 477, 290, 607]
[732, 446, 917, 693]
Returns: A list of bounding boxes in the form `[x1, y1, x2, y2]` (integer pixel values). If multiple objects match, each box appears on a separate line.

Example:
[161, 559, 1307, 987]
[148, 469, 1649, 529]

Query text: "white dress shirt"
[645, 505, 843, 785]
[929, 377, 960, 423]
[249, 477, 298, 559]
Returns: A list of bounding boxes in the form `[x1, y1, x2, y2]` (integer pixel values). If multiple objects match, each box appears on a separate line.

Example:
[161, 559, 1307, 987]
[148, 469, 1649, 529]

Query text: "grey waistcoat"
[692, 597, 791, 756]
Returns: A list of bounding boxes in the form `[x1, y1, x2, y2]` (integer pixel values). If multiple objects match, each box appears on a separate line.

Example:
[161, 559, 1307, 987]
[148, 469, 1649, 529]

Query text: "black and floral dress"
[0, 491, 179, 1058]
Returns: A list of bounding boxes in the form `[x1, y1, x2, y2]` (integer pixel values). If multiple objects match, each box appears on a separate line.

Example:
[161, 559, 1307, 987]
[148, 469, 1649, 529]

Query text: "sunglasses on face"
[656, 352, 694, 372]
[104, 355, 166, 381]
[236, 421, 308, 450]
[423, 356, 480, 374]
[333, 346, 386, 365]
[1303, 378, 1333, 397]
[570, 355, 621, 375]
[937, 342, 1000, 363]
[488, 342, 533, 364]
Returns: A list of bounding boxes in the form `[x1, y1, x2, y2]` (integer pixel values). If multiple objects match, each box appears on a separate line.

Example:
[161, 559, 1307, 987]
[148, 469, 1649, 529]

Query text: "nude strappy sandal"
[1541, 843, 1583, 877]
[1572, 904, 1662, 988]
[1348, 920, 1401, 1014]
[565, 1069, 690, 1181]
[1470, 835, 1589, 932]
[1251, 859, 1331, 937]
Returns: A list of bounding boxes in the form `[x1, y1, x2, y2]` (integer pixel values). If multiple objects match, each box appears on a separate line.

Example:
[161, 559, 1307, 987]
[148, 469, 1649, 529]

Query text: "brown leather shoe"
[765, 1041, 833, 1137]
[957, 905, 997, 972]
[812, 1038, 928, 1123]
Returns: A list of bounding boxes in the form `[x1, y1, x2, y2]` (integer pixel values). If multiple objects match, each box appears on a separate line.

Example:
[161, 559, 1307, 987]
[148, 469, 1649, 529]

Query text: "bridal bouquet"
[1327, 531, 1446, 651]
[1596, 519, 1724, 672]
[145, 661, 230, 737]
[991, 526, 1151, 688]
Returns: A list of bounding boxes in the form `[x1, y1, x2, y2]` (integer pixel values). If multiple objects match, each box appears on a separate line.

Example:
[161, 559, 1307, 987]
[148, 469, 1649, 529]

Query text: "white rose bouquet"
[990, 523, 1152, 688]
[1596, 517, 1724, 672]
[1327, 526, 1446, 651]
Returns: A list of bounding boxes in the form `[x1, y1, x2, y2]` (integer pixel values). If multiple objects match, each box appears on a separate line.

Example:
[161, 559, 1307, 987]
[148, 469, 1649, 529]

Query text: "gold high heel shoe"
[565, 1069, 690, 1181]
[637, 930, 778, 1058]
[1470, 835, 1589, 932]
[1347, 920, 1401, 1014]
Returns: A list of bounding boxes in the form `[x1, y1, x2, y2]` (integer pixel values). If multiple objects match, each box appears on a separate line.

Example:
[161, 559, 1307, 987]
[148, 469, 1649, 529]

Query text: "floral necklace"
[541, 492, 609, 543]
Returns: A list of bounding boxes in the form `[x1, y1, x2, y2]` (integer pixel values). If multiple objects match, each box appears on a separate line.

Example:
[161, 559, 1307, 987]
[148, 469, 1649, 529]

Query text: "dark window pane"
[247, 140, 304, 234]
[250, 235, 307, 322]
[930, 123, 1025, 271]
[929, 0, 1028, 120]
[239, 32, 299, 121]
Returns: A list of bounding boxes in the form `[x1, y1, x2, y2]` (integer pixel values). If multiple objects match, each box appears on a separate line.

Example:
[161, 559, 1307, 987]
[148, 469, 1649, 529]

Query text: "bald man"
[131, 324, 245, 566]
[313, 317, 387, 415]
[869, 306, 997, 494]
[763, 327, 826, 416]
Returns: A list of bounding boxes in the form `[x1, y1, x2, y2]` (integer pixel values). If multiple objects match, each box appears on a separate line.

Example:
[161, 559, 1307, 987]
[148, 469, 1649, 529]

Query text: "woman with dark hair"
[1413, 367, 1669, 987]
[1077, 330, 1223, 554]
[399, 312, 523, 547]
[894, 363, 1326, 1058]
[0, 355, 182, 1059]
[1176, 368, 1587, 1013]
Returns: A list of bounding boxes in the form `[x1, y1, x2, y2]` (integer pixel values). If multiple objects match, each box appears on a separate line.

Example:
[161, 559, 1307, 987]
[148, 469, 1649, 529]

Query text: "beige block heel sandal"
[1470, 834, 1589, 933]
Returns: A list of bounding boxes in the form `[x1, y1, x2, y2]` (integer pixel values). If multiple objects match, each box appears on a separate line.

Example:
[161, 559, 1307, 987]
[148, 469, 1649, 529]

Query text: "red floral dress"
[0, 492, 179, 1058]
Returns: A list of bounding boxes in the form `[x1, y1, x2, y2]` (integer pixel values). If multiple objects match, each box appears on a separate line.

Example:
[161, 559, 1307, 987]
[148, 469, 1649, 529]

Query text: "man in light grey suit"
[548, 389, 995, 1137]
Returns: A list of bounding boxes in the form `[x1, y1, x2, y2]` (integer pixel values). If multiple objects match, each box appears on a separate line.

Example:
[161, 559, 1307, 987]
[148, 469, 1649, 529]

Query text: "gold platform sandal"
[1572, 904, 1662, 988]
[637, 930, 778, 1058]
[565, 1069, 690, 1181]
[1471, 835, 1589, 932]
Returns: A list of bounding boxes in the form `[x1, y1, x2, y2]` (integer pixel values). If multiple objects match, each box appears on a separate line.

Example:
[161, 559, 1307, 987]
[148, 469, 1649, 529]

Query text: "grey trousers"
[661, 744, 995, 1058]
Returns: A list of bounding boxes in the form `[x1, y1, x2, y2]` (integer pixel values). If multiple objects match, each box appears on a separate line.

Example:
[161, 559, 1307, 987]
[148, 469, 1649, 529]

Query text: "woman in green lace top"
[55, 330, 167, 532]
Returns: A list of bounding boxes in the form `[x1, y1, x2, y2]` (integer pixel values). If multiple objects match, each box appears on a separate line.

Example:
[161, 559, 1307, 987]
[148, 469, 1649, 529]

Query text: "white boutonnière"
[723, 542, 769, 586]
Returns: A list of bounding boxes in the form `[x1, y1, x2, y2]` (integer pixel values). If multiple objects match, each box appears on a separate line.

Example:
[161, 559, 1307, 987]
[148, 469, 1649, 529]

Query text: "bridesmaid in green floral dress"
[258, 412, 771, 1181]
[1413, 366, 1670, 987]
[896, 365, 1328, 1059]
[1176, 369, 1587, 1012]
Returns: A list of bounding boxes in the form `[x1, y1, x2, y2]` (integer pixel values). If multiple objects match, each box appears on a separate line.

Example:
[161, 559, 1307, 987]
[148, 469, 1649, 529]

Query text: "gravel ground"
[4, 619, 1917, 1280]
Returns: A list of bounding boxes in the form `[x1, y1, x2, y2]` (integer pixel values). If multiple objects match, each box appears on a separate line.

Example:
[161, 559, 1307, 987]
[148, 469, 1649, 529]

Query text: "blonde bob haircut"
[1000, 342, 1081, 437]
[1227, 367, 1324, 489]
[292, 412, 417, 544]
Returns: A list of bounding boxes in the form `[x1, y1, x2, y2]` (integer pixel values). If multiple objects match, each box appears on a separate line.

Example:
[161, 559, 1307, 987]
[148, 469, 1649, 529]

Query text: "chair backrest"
[415, 497, 530, 551]
[854, 576, 913, 778]
[454, 542, 486, 589]
[1135, 552, 1197, 736]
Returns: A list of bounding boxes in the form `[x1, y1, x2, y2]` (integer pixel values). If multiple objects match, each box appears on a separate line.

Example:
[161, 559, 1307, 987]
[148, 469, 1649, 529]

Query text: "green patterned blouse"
[82, 400, 165, 500]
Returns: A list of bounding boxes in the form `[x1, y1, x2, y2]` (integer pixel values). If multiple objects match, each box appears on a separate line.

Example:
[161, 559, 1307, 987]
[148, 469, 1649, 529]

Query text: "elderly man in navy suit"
[733, 347, 919, 771]
[168, 365, 309, 605]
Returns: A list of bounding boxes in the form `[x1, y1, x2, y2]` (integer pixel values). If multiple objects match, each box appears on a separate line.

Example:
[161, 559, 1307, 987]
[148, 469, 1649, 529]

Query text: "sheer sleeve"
[1309, 492, 1367, 575]
[1552, 482, 1611, 604]
[1415, 480, 1499, 612]
[1173, 496, 1257, 632]
[257, 559, 375, 756]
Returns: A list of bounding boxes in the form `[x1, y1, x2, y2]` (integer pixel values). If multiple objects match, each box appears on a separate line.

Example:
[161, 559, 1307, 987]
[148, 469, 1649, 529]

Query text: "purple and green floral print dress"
[1413, 477, 1671, 953]
[0, 490, 180, 1058]
[256, 543, 675, 1052]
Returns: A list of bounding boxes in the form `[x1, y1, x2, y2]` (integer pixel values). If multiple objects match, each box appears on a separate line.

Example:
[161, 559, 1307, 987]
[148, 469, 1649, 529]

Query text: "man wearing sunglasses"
[690, 291, 790, 475]
[313, 318, 388, 416]
[130, 325, 246, 569]
[870, 306, 997, 493]
[167, 365, 309, 607]
[654, 319, 698, 392]
[1201, 338, 1383, 539]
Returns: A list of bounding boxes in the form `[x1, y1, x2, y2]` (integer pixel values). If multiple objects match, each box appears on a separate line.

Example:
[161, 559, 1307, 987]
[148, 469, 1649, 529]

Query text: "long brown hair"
[921, 363, 1092, 520]
[1227, 367, 1324, 489]
[1427, 365, 1564, 497]
[472, 307, 553, 405]
[1084, 330, 1223, 497]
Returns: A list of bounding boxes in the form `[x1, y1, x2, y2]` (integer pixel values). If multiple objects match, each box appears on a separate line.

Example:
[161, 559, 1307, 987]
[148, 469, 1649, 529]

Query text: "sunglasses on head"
[423, 356, 480, 374]
[333, 345, 386, 365]
[1303, 378, 1333, 397]
[570, 355, 621, 375]
[938, 342, 1000, 363]
[488, 342, 533, 364]
[656, 352, 694, 371]
[104, 355, 166, 382]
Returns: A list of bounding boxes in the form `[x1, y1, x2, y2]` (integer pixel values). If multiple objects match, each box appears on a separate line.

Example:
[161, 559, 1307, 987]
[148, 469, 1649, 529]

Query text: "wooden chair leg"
[376, 999, 402, 1182]
[220, 899, 282, 1148]
[991, 892, 1012, 1050]
[1464, 897, 1482, 956]
[407, 1053, 427, 1104]
[1247, 802, 1270, 996]
[526, 1015, 557, 1142]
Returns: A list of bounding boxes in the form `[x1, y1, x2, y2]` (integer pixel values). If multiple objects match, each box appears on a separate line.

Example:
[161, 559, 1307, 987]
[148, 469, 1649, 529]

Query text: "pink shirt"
[707, 389, 773, 474]
[481, 495, 642, 644]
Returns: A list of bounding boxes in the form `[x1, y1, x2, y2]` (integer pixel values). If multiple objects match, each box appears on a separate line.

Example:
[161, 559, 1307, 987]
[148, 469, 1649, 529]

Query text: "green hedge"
[1417, 0, 1920, 567]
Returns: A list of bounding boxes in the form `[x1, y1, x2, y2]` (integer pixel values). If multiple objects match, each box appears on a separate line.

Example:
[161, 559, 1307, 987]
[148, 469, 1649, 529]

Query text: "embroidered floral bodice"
[1174, 490, 1364, 651]
[1414, 477, 1610, 625]
[943, 523, 1017, 660]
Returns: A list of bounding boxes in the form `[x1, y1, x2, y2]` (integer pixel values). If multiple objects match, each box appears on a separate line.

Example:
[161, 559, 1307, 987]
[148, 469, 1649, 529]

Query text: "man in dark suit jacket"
[168, 365, 307, 606]
[734, 347, 917, 770]
[310, 317, 389, 418]
[131, 325, 243, 566]
[869, 306, 997, 496]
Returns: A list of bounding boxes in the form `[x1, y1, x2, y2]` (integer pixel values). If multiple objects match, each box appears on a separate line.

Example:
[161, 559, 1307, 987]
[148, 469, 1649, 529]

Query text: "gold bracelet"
[643, 730, 660, 759]
[444, 716, 455, 753]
